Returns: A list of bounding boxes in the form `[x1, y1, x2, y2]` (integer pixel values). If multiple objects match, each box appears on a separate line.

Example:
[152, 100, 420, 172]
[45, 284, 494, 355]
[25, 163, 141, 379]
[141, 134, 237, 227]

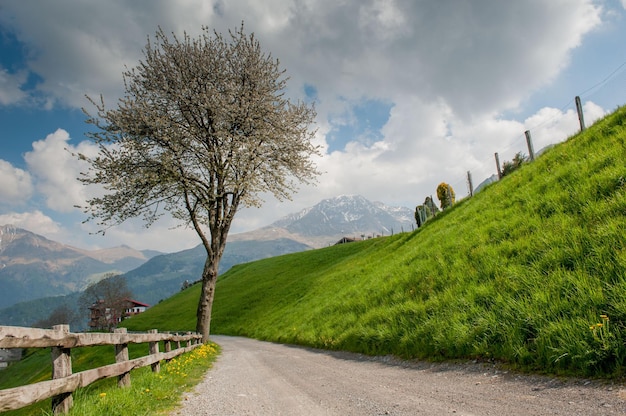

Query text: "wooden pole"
[148, 329, 160, 373]
[51, 325, 72, 415]
[467, 171, 474, 197]
[575, 95, 586, 131]
[164, 339, 172, 362]
[525, 130, 535, 161]
[495, 153, 502, 179]
[114, 328, 130, 387]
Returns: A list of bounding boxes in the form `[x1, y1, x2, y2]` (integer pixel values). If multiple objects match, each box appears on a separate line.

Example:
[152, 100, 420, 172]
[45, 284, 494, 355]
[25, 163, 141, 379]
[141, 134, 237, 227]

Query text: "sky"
[1, 0, 626, 253]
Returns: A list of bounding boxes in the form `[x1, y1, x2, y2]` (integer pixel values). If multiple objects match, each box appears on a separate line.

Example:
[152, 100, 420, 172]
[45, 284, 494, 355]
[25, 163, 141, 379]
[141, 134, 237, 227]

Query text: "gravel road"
[171, 335, 626, 415]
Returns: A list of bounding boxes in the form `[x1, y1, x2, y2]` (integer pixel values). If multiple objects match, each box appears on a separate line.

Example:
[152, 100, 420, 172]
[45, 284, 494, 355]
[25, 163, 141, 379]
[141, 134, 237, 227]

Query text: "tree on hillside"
[32, 304, 80, 329]
[436, 182, 455, 209]
[76, 24, 320, 341]
[501, 151, 527, 177]
[79, 273, 133, 331]
[414, 196, 440, 228]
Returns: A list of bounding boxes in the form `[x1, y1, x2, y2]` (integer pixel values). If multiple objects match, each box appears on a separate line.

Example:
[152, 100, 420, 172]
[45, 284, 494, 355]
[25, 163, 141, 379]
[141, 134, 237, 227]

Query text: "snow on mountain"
[269, 195, 415, 241]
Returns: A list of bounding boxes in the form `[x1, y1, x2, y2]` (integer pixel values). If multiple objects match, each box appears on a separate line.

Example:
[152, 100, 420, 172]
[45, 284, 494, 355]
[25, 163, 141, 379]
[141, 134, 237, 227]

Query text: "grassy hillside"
[125, 106, 626, 378]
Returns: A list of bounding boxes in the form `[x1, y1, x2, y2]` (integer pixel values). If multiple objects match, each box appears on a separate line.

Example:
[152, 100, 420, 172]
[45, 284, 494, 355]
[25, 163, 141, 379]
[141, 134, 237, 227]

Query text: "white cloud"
[0, 210, 62, 237]
[0, 1, 603, 115]
[0, 159, 33, 205]
[23, 129, 95, 212]
[0, 68, 28, 106]
[522, 100, 606, 152]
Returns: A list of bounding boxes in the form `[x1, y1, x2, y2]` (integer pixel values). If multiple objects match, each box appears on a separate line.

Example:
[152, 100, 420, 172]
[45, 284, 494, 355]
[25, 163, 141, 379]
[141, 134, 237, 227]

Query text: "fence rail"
[0, 324, 203, 414]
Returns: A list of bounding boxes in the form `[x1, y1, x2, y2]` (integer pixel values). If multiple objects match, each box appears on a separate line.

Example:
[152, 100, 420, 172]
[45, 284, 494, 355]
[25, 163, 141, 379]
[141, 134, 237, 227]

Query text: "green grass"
[125, 105, 626, 378]
[60, 343, 219, 416]
[0, 342, 219, 415]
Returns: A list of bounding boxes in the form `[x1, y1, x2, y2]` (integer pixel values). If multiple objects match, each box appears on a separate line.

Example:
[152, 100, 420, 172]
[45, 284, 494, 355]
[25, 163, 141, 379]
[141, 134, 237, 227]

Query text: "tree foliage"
[436, 182, 455, 209]
[415, 196, 439, 227]
[77, 24, 320, 340]
[32, 304, 80, 329]
[79, 273, 133, 331]
[501, 151, 527, 177]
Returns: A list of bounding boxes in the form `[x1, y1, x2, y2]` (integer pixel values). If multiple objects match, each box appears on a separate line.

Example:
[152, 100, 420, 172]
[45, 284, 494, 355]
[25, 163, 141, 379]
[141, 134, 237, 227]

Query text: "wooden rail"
[0, 325, 203, 414]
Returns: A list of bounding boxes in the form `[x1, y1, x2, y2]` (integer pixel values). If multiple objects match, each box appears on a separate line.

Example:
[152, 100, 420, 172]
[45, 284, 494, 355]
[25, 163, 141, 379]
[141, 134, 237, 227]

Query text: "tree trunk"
[196, 256, 219, 342]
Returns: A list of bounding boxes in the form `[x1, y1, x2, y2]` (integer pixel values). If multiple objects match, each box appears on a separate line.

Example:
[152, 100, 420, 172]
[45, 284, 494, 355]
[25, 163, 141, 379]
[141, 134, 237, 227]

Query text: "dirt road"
[172, 335, 626, 415]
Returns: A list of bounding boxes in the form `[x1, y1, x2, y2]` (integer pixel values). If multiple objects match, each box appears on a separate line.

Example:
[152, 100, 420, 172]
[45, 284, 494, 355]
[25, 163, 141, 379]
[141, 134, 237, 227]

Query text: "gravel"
[171, 335, 626, 415]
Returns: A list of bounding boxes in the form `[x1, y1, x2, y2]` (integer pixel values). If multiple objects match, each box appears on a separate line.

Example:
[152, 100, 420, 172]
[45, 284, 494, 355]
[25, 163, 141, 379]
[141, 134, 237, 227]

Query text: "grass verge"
[0, 342, 219, 416]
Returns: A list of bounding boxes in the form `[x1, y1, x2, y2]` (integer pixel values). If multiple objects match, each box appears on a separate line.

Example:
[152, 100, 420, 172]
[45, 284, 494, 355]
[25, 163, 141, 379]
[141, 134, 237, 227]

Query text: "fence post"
[114, 328, 131, 387]
[495, 153, 502, 179]
[575, 95, 586, 131]
[164, 334, 172, 362]
[525, 130, 535, 161]
[467, 171, 474, 197]
[51, 324, 72, 415]
[148, 329, 160, 373]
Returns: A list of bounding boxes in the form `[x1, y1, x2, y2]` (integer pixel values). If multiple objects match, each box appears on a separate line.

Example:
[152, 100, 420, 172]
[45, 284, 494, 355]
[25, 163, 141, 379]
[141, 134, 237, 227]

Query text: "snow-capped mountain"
[272, 194, 414, 237]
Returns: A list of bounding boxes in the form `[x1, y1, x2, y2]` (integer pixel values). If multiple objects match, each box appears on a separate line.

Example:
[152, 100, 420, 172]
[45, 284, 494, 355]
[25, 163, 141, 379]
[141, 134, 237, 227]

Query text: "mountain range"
[0, 225, 160, 310]
[0, 195, 415, 327]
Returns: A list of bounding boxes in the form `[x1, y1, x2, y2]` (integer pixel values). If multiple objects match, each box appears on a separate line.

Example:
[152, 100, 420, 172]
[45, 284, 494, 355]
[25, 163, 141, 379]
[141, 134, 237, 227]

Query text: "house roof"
[124, 299, 150, 308]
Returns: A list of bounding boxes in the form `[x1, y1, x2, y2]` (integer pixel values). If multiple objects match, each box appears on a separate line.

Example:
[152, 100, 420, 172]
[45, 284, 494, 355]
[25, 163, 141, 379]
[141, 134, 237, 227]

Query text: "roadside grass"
[0, 342, 219, 416]
[126, 106, 626, 378]
[60, 342, 219, 416]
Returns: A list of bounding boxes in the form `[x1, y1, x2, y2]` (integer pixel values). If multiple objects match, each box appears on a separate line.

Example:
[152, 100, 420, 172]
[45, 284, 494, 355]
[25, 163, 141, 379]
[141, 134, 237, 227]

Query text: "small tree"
[76, 24, 320, 341]
[79, 273, 133, 331]
[436, 182, 455, 209]
[501, 151, 527, 177]
[32, 304, 80, 329]
[424, 196, 439, 216]
[415, 196, 440, 228]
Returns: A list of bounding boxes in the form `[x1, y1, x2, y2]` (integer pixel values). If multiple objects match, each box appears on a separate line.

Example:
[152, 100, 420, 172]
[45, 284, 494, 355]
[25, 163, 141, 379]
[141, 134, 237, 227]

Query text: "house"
[88, 298, 150, 330]
[123, 299, 150, 317]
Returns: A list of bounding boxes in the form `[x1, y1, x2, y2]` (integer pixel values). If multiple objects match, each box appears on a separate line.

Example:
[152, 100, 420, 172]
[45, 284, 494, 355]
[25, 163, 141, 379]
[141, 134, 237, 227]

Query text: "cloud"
[267, 0, 602, 121]
[522, 101, 606, 152]
[0, 159, 33, 205]
[0, 68, 28, 105]
[23, 129, 95, 212]
[0, 1, 602, 115]
[0, 210, 62, 237]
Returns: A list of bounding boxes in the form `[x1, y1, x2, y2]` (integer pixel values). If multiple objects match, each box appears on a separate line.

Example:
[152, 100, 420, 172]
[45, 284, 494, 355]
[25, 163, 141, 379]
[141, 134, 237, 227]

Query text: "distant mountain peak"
[268, 195, 414, 241]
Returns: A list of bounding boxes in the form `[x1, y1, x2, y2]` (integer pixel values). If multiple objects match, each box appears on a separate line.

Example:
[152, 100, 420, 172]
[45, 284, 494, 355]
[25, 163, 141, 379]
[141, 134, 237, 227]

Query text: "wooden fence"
[0, 324, 203, 414]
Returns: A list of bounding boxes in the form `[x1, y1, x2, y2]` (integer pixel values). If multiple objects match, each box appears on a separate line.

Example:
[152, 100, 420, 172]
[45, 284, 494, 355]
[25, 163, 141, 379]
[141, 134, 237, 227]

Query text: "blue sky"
[0, 0, 625, 252]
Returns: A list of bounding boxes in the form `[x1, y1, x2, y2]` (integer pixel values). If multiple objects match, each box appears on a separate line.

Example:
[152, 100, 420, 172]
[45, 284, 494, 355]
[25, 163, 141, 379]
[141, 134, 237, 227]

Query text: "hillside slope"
[119, 195, 411, 305]
[123, 238, 311, 305]
[126, 106, 626, 377]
